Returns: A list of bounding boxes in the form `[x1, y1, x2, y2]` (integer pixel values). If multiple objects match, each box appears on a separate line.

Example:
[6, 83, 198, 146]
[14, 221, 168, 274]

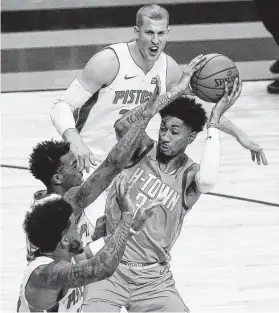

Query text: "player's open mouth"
[149, 46, 159, 55]
[160, 143, 171, 151]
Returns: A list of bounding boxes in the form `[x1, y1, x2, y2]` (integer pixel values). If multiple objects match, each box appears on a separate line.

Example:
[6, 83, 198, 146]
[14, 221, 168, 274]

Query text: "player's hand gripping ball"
[190, 53, 239, 103]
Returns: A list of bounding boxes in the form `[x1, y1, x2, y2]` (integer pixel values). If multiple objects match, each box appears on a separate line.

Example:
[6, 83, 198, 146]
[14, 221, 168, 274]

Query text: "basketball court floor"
[1, 81, 279, 312]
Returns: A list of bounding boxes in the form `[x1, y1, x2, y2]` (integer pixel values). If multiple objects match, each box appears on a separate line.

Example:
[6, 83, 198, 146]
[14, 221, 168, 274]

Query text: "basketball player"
[81, 80, 242, 312]
[17, 173, 163, 312]
[50, 4, 266, 174]
[26, 76, 168, 260]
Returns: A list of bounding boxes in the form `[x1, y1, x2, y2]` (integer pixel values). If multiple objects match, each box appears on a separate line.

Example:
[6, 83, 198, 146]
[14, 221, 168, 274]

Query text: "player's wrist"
[63, 128, 82, 143]
[121, 212, 134, 222]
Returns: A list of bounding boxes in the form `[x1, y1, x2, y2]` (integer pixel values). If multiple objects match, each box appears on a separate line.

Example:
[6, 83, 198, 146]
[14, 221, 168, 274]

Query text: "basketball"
[190, 54, 239, 103]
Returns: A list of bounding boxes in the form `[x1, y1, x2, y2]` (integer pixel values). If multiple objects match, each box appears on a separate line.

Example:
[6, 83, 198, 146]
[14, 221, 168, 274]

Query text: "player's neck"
[38, 248, 72, 262]
[129, 41, 154, 73]
[48, 185, 66, 196]
[157, 152, 188, 174]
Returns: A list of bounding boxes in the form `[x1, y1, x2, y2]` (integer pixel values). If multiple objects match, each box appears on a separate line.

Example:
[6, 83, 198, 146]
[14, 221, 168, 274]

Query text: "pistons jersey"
[75, 42, 167, 160]
[105, 142, 200, 264]
[17, 256, 83, 312]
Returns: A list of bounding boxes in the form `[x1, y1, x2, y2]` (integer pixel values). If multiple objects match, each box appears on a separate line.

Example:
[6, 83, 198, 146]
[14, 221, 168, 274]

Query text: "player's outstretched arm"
[195, 79, 242, 193]
[50, 49, 119, 172]
[65, 80, 161, 213]
[32, 174, 161, 288]
[32, 212, 133, 289]
[219, 115, 268, 165]
[115, 55, 207, 137]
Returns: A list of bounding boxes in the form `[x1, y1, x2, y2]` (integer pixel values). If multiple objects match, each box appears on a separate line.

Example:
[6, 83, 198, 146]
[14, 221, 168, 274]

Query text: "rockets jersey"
[26, 190, 95, 260]
[17, 256, 83, 312]
[105, 142, 199, 264]
[75, 42, 167, 160]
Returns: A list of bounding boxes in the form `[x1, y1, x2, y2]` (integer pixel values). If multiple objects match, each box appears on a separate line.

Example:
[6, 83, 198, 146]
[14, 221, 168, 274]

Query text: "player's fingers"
[77, 155, 84, 172]
[251, 151, 256, 162]
[234, 79, 242, 101]
[84, 156, 91, 173]
[224, 81, 229, 98]
[255, 152, 261, 165]
[260, 150, 268, 165]
[230, 77, 241, 103]
[89, 153, 97, 166]
[154, 75, 161, 98]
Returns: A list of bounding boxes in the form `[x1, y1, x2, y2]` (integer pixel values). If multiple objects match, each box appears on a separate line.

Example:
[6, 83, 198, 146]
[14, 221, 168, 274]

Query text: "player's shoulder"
[87, 46, 119, 70]
[165, 55, 182, 90]
[31, 258, 69, 288]
[82, 45, 120, 85]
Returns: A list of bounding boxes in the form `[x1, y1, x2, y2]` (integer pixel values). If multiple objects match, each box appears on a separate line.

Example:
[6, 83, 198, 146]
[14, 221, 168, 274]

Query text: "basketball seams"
[197, 67, 238, 80]
[196, 87, 215, 102]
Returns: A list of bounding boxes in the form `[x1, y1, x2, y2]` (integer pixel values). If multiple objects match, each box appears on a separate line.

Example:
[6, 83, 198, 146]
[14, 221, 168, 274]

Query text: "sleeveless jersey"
[105, 142, 199, 264]
[75, 42, 167, 160]
[26, 191, 95, 260]
[17, 256, 83, 312]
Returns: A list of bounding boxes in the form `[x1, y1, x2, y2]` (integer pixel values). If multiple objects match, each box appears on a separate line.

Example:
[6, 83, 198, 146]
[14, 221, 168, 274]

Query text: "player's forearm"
[155, 84, 184, 113]
[119, 85, 184, 128]
[195, 126, 220, 193]
[62, 128, 84, 144]
[43, 213, 133, 289]
[219, 115, 246, 140]
[106, 109, 153, 167]
[67, 212, 133, 287]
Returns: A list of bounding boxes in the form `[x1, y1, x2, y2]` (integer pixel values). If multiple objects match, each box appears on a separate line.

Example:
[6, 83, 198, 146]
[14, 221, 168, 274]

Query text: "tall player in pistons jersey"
[50, 4, 266, 174]
[82, 79, 243, 312]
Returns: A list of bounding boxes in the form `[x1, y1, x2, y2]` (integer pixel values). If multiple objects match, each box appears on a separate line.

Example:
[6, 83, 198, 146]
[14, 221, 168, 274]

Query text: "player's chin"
[69, 241, 84, 254]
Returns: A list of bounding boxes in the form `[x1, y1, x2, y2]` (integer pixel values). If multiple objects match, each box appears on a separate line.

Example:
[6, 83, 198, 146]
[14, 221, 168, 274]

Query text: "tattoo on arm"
[37, 213, 133, 289]
[122, 87, 183, 128]
[74, 106, 153, 209]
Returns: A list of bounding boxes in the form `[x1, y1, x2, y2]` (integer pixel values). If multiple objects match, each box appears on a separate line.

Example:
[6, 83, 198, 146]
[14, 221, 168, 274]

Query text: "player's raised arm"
[195, 79, 242, 194]
[66, 78, 162, 214]
[31, 174, 161, 289]
[114, 55, 207, 137]
[50, 49, 119, 172]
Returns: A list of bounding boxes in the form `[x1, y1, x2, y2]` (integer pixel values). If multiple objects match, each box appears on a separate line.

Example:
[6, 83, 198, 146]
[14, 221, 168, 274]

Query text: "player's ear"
[188, 132, 197, 144]
[134, 26, 140, 39]
[59, 229, 69, 250]
[167, 26, 171, 34]
[52, 173, 63, 185]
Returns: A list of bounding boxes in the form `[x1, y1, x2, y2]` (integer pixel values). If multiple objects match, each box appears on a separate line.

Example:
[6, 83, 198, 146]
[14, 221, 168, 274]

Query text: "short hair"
[24, 197, 73, 252]
[29, 140, 70, 187]
[160, 97, 207, 132]
[136, 4, 169, 27]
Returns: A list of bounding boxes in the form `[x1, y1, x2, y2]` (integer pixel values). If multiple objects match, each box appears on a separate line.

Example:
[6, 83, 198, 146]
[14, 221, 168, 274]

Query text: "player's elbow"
[196, 173, 217, 194]
[197, 180, 216, 194]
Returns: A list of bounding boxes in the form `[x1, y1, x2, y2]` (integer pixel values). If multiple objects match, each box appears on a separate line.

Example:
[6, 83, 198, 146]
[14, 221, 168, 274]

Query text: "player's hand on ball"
[236, 135, 268, 165]
[144, 75, 161, 117]
[131, 197, 164, 233]
[211, 78, 242, 121]
[179, 54, 207, 93]
[70, 139, 97, 173]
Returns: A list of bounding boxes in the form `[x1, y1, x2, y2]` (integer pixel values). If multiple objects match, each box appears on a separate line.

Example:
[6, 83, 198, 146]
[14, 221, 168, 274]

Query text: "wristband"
[207, 122, 220, 130]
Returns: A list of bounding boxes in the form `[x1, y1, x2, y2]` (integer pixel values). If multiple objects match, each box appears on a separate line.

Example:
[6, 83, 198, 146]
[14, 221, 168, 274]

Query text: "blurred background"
[1, 0, 278, 92]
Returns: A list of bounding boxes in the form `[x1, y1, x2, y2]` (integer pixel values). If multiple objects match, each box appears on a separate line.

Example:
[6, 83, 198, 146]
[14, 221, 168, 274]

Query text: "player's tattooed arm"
[119, 55, 207, 129]
[66, 80, 161, 212]
[32, 213, 133, 289]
